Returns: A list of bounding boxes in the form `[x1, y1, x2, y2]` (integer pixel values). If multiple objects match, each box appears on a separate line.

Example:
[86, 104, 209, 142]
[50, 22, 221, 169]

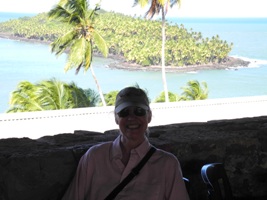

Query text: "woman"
[62, 86, 190, 200]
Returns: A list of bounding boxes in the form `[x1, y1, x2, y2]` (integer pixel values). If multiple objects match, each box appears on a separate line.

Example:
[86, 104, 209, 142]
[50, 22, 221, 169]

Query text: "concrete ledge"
[1, 95, 267, 139]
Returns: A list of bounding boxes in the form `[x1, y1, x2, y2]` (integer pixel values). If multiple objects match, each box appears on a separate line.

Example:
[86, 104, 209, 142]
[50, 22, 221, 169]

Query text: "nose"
[126, 109, 137, 119]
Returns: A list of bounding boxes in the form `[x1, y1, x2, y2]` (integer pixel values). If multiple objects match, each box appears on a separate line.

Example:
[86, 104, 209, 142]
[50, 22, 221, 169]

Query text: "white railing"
[1, 95, 267, 139]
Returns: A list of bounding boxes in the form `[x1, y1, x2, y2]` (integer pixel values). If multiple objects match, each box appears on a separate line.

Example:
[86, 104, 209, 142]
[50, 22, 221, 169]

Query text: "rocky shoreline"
[0, 32, 250, 73]
[108, 56, 251, 73]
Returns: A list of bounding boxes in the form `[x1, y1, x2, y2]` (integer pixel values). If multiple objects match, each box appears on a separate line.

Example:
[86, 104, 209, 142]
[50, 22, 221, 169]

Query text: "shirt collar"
[111, 134, 151, 160]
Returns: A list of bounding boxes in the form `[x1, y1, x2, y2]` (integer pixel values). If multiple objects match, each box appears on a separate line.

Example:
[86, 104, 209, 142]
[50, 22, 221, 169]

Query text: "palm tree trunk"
[90, 66, 107, 106]
[161, 8, 169, 102]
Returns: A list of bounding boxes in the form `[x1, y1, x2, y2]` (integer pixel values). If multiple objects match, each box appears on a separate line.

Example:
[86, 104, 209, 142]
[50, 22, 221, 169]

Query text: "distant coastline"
[0, 32, 250, 73]
[108, 56, 250, 73]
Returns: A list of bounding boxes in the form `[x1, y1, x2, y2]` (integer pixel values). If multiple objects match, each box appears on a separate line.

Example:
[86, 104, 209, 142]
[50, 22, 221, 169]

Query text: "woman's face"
[115, 106, 152, 143]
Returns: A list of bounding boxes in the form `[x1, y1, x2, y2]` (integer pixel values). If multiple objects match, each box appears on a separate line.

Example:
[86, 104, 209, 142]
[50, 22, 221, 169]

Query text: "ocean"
[0, 12, 267, 113]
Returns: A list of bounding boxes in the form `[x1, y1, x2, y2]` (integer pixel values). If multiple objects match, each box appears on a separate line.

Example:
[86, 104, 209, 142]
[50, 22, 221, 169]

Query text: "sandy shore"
[0, 32, 250, 73]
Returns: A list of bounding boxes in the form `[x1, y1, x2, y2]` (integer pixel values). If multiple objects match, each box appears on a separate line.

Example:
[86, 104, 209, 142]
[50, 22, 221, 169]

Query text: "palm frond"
[92, 30, 108, 57]
[64, 37, 86, 72]
[145, 0, 162, 19]
[170, 0, 181, 8]
[69, 82, 91, 107]
[48, 5, 73, 23]
[84, 42, 92, 71]
[36, 82, 58, 109]
[36, 78, 74, 109]
[49, 0, 88, 25]
[50, 30, 77, 55]
[83, 88, 100, 106]
[181, 80, 209, 100]
[8, 81, 44, 112]
[133, 0, 149, 7]
[88, 5, 100, 20]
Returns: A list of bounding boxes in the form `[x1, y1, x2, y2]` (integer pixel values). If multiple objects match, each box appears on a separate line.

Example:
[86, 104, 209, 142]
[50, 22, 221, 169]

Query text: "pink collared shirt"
[62, 135, 190, 200]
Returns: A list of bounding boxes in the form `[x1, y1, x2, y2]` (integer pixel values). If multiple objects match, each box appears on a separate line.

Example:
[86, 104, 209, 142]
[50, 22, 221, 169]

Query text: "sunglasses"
[117, 107, 147, 118]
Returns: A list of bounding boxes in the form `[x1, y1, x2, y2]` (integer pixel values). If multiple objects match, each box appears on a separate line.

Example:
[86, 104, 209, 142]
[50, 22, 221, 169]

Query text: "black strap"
[104, 146, 156, 200]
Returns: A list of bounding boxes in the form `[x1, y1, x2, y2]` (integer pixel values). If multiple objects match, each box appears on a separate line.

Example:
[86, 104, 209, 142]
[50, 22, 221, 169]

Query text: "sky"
[0, 0, 267, 18]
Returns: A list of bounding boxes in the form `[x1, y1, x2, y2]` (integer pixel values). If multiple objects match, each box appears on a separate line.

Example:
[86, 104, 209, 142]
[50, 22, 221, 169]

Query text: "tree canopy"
[7, 78, 93, 112]
[0, 11, 233, 68]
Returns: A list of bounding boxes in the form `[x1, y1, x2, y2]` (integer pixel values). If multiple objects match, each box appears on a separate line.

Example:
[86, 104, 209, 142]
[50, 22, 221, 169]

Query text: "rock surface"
[109, 56, 250, 73]
[0, 116, 267, 200]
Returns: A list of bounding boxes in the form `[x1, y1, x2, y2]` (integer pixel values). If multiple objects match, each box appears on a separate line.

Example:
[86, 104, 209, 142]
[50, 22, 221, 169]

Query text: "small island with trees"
[0, 11, 249, 72]
[0, 1, 250, 112]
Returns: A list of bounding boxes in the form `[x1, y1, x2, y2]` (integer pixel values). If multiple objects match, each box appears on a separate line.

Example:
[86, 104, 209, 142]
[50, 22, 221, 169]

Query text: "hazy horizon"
[1, 0, 267, 18]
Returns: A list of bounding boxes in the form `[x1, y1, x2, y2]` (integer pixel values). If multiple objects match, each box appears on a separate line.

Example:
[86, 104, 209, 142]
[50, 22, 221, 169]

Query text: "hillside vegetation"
[0, 11, 233, 67]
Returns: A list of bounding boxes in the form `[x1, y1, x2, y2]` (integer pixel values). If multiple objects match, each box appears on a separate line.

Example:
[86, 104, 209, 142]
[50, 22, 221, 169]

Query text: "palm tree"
[36, 79, 92, 109]
[154, 91, 179, 102]
[180, 80, 209, 101]
[134, 0, 181, 102]
[83, 88, 100, 106]
[7, 78, 91, 113]
[103, 90, 119, 106]
[36, 78, 74, 110]
[48, 0, 108, 106]
[7, 81, 44, 112]
[68, 82, 94, 107]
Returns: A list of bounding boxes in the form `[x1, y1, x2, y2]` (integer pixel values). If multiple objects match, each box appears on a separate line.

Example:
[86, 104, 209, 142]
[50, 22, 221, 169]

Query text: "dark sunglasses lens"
[134, 107, 146, 116]
[118, 107, 147, 118]
[118, 109, 129, 118]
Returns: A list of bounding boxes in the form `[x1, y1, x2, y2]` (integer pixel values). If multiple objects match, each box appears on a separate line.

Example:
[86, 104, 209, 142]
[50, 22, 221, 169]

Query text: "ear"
[147, 110, 152, 123]
[115, 114, 119, 124]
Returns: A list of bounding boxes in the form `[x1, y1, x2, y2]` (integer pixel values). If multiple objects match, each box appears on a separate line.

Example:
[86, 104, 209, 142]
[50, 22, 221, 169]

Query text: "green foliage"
[154, 91, 179, 102]
[180, 80, 209, 100]
[7, 78, 94, 113]
[46, 0, 108, 106]
[83, 88, 100, 106]
[6, 78, 209, 112]
[48, 1, 108, 74]
[154, 80, 209, 102]
[103, 90, 119, 106]
[7, 81, 44, 112]
[100, 83, 150, 106]
[0, 11, 233, 68]
[68, 82, 94, 107]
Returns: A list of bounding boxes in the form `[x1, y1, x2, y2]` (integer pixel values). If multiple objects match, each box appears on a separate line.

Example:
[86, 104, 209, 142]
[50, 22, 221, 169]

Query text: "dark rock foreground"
[0, 116, 267, 200]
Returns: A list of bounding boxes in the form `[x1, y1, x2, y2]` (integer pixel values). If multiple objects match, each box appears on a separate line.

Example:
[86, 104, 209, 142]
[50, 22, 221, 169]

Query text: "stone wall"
[0, 116, 267, 200]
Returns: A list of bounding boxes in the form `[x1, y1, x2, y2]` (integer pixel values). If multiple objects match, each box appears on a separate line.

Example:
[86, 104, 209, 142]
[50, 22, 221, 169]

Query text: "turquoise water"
[168, 17, 267, 60]
[1, 13, 267, 113]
